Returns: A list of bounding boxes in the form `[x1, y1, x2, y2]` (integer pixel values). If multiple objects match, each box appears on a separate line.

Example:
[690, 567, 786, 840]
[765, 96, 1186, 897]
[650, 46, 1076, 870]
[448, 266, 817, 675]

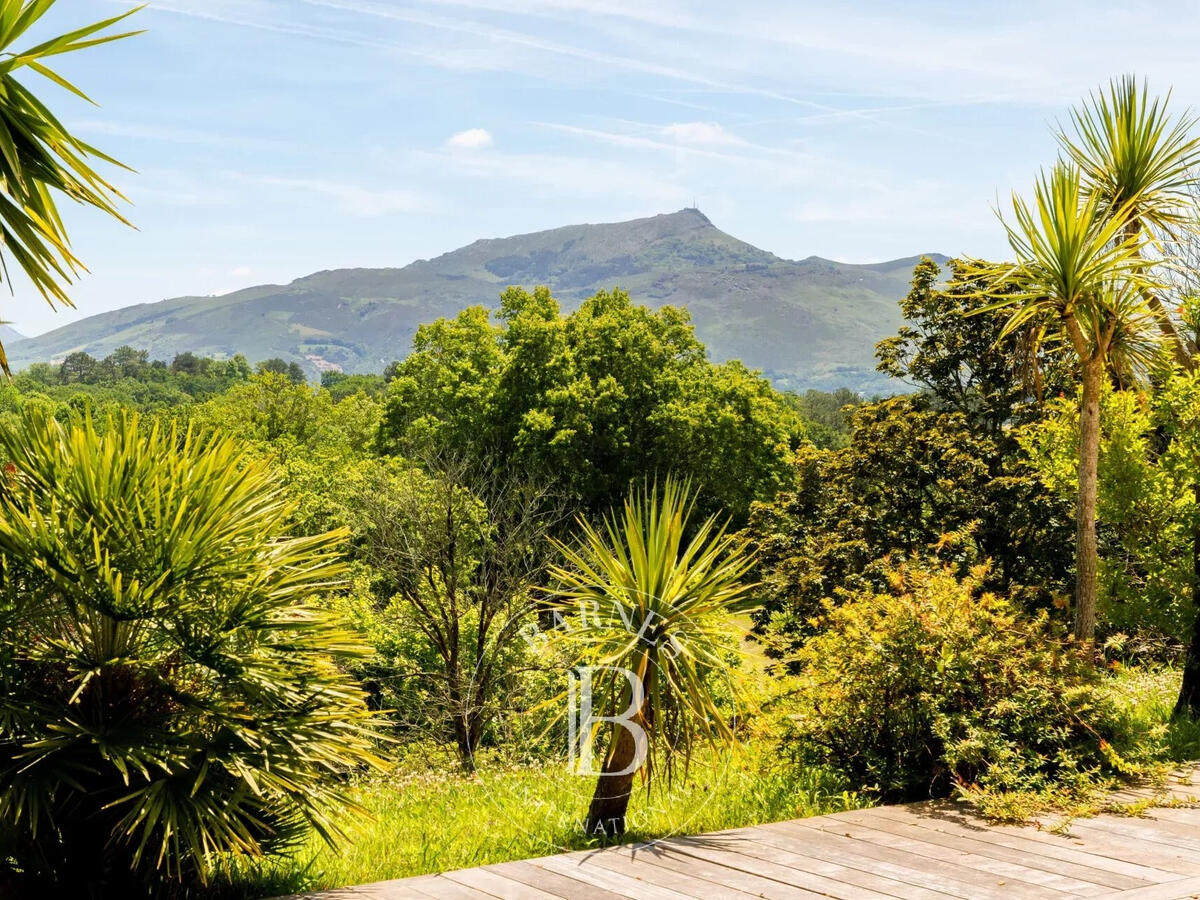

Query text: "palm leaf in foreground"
[0, 0, 141, 375]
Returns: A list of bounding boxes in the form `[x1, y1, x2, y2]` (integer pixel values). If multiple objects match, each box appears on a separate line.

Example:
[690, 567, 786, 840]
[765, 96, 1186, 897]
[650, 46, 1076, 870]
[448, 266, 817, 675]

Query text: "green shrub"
[0, 410, 382, 897]
[786, 562, 1125, 804]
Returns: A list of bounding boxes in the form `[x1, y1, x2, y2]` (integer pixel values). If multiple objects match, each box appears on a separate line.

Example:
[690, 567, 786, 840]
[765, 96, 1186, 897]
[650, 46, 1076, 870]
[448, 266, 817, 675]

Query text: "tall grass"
[219, 742, 864, 898]
[1103, 665, 1200, 761]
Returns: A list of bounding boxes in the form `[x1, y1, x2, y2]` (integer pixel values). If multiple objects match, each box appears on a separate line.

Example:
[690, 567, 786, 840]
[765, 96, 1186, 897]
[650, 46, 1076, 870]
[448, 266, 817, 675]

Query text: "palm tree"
[977, 162, 1161, 641]
[0, 409, 382, 894]
[0, 0, 140, 373]
[546, 479, 756, 837]
[1061, 75, 1200, 362]
[1059, 75, 1200, 712]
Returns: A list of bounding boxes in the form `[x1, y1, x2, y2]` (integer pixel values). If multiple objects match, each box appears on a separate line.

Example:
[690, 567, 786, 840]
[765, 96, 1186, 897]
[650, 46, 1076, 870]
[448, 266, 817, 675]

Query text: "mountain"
[7, 209, 940, 392]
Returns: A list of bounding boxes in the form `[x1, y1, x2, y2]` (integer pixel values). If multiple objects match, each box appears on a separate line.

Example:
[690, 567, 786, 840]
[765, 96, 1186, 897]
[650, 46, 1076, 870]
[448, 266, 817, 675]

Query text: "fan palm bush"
[0, 409, 381, 897]
[546, 478, 756, 837]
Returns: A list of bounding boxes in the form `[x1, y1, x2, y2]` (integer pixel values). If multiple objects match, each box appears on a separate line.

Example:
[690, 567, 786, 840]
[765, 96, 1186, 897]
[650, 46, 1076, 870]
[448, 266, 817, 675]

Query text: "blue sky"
[13, 0, 1200, 335]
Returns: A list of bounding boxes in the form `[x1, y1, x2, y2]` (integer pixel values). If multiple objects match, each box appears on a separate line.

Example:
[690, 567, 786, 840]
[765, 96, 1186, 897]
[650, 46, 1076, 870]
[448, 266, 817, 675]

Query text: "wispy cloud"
[411, 146, 685, 208]
[229, 173, 433, 217]
[73, 119, 285, 151]
[447, 128, 493, 149]
[660, 121, 745, 147]
[295, 0, 860, 116]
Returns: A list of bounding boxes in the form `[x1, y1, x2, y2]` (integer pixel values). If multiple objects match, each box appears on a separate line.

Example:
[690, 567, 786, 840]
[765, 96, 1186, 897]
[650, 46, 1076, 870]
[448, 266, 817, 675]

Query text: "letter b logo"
[567, 666, 648, 777]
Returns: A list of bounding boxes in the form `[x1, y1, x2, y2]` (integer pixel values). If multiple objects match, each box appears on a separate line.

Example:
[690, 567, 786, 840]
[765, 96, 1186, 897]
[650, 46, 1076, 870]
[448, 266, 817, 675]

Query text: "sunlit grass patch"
[219, 742, 864, 898]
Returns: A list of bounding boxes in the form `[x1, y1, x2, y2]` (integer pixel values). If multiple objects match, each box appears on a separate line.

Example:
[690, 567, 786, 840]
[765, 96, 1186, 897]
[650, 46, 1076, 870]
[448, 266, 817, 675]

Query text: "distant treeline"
[11, 344, 861, 440]
[9, 346, 395, 408]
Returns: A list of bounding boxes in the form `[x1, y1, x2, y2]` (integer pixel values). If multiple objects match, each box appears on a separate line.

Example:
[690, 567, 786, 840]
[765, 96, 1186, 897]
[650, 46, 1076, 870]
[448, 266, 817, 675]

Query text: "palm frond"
[0, 409, 383, 887]
[1059, 74, 1200, 238]
[0, 1, 140, 375]
[967, 163, 1162, 367]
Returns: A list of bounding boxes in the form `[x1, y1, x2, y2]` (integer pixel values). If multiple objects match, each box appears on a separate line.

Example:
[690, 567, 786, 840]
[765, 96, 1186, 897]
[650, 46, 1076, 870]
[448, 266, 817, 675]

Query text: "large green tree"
[380, 286, 802, 522]
[749, 258, 1074, 649]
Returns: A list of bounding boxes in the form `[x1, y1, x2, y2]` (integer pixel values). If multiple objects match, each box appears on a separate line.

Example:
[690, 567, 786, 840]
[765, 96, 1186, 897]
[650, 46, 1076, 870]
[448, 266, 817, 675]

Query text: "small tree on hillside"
[349, 455, 563, 770]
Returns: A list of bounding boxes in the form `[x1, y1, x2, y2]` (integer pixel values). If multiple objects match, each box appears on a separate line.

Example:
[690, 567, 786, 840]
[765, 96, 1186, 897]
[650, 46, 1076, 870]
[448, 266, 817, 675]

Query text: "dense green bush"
[0, 410, 381, 897]
[786, 563, 1123, 803]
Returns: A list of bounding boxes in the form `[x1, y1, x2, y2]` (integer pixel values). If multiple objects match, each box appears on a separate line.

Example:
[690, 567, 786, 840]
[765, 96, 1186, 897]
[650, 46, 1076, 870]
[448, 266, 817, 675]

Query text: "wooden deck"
[287, 768, 1200, 900]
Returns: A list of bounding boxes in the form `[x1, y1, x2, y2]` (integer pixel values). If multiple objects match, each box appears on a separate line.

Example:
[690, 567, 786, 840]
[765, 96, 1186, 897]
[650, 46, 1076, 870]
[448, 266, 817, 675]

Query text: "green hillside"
[8, 209, 940, 391]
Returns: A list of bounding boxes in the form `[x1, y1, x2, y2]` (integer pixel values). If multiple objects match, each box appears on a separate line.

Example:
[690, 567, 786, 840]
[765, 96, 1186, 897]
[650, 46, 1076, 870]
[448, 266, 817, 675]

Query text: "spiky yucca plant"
[547, 478, 756, 837]
[0, 409, 381, 896]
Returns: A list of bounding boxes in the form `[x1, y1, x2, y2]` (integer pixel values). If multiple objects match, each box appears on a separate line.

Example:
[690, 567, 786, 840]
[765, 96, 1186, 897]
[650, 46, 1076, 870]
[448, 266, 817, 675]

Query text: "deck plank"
[842, 807, 1120, 894]
[442, 866, 565, 899]
[582, 849, 765, 899]
[648, 837, 929, 900]
[402, 873, 497, 898]
[862, 803, 1175, 885]
[747, 821, 1035, 899]
[787, 815, 1098, 894]
[532, 853, 702, 900]
[1061, 817, 1200, 857]
[629, 841, 884, 900]
[479, 860, 624, 900]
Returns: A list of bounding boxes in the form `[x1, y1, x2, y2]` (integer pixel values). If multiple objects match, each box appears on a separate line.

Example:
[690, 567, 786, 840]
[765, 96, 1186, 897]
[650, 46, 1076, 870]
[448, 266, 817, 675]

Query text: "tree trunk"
[1074, 355, 1103, 642]
[1174, 482, 1200, 718]
[583, 711, 642, 838]
[451, 713, 476, 772]
[585, 663, 653, 838]
[447, 678, 477, 772]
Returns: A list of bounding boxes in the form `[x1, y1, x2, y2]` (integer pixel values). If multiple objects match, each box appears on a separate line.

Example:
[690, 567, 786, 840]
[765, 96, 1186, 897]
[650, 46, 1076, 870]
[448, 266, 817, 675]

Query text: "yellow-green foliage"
[1019, 377, 1199, 641]
[0, 409, 382, 896]
[786, 563, 1123, 802]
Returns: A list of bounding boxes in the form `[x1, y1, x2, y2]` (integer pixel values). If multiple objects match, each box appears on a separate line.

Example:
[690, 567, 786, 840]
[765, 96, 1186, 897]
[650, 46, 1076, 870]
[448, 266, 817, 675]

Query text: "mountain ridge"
[8, 209, 943, 392]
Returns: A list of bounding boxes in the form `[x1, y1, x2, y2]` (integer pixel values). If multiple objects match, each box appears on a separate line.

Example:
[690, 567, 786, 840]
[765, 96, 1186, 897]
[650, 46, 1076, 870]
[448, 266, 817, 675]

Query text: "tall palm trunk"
[1074, 354, 1104, 642]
